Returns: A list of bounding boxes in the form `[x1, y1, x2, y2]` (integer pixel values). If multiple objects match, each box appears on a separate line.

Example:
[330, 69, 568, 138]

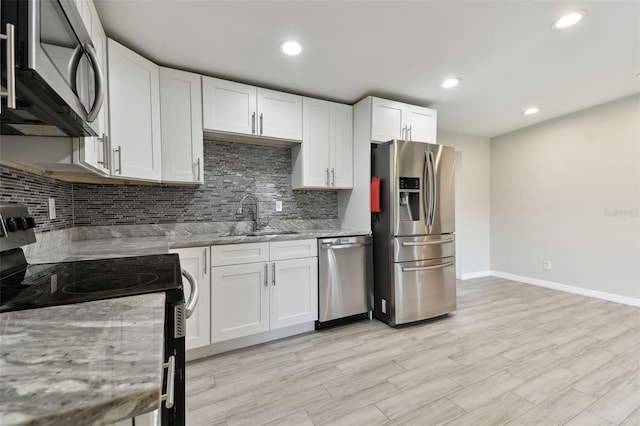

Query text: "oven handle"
[161, 355, 175, 409]
[181, 268, 199, 319]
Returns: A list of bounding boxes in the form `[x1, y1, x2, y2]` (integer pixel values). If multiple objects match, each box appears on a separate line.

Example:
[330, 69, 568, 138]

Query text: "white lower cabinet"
[170, 247, 211, 351]
[211, 240, 318, 343]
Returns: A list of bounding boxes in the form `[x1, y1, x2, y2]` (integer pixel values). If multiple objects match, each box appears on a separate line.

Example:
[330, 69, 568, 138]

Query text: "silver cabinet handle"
[325, 168, 330, 186]
[203, 248, 207, 274]
[0, 23, 16, 109]
[85, 43, 104, 123]
[251, 112, 256, 134]
[272, 262, 276, 286]
[402, 238, 454, 246]
[195, 157, 201, 181]
[331, 168, 335, 186]
[114, 146, 122, 174]
[402, 126, 407, 141]
[264, 263, 268, 287]
[321, 242, 370, 250]
[161, 355, 176, 409]
[259, 113, 264, 135]
[182, 268, 199, 319]
[97, 134, 109, 169]
[402, 260, 454, 272]
[408, 126, 412, 141]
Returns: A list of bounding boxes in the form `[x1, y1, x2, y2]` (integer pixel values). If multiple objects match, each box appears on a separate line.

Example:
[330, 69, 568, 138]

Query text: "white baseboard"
[460, 270, 492, 280]
[490, 271, 640, 307]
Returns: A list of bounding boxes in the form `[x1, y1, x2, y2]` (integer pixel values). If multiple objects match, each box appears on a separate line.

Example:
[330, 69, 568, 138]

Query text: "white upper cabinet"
[160, 68, 204, 184]
[371, 97, 437, 143]
[107, 39, 162, 181]
[256, 88, 302, 140]
[292, 97, 353, 189]
[202, 76, 302, 141]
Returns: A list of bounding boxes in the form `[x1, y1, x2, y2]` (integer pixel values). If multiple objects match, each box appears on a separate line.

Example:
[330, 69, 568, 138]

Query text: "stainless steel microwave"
[1, 0, 104, 137]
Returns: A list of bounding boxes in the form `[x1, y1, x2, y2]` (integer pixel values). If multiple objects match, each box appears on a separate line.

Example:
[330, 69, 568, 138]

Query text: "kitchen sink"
[244, 230, 301, 237]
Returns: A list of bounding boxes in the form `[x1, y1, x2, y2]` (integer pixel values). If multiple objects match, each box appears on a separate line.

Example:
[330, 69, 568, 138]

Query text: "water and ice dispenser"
[398, 177, 420, 221]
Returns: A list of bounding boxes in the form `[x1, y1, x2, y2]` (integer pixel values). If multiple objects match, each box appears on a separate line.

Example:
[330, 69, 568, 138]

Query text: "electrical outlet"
[275, 200, 283, 212]
[381, 299, 387, 313]
[48, 198, 56, 219]
[543, 261, 551, 270]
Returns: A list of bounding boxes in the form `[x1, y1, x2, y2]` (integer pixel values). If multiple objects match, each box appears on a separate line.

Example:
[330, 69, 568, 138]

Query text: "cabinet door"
[330, 102, 353, 188]
[299, 97, 330, 187]
[202, 77, 256, 136]
[211, 263, 269, 342]
[171, 247, 211, 351]
[406, 105, 437, 143]
[371, 97, 406, 143]
[257, 88, 302, 140]
[107, 39, 162, 181]
[160, 68, 204, 183]
[270, 258, 318, 330]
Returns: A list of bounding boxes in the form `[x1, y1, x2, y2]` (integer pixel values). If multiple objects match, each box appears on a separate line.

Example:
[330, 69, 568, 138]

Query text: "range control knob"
[26, 217, 36, 228]
[5, 217, 18, 232]
[18, 217, 29, 230]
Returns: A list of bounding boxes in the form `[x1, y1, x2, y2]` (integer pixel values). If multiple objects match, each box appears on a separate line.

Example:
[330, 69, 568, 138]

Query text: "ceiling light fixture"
[441, 78, 461, 89]
[523, 107, 541, 115]
[280, 40, 303, 56]
[552, 10, 586, 29]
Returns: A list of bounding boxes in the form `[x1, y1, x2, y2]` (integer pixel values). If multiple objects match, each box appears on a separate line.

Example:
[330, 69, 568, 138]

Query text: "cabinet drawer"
[211, 242, 269, 266]
[270, 239, 317, 260]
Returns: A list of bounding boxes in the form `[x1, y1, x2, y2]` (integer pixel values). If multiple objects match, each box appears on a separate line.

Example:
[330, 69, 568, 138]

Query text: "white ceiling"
[94, 0, 640, 138]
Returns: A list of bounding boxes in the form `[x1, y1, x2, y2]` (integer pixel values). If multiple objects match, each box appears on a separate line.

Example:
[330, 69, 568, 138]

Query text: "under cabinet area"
[371, 97, 437, 143]
[170, 247, 211, 351]
[202, 76, 303, 142]
[292, 97, 353, 189]
[211, 240, 318, 343]
[175, 240, 318, 359]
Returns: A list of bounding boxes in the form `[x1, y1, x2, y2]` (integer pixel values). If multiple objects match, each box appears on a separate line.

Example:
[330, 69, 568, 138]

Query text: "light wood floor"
[186, 277, 640, 426]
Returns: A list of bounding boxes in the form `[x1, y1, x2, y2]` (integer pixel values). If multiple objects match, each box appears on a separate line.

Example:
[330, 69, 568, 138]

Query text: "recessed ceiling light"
[280, 40, 303, 56]
[552, 10, 586, 29]
[523, 107, 541, 115]
[441, 78, 461, 89]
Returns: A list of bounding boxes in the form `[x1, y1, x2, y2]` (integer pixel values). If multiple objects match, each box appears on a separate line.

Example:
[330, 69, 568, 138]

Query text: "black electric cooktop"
[0, 254, 184, 313]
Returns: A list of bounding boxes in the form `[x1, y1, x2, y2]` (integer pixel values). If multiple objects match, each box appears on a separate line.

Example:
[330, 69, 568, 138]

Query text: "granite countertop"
[0, 293, 166, 426]
[27, 227, 370, 263]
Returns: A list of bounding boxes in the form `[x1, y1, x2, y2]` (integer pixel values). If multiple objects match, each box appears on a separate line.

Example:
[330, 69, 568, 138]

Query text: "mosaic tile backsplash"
[1, 140, 338, 231]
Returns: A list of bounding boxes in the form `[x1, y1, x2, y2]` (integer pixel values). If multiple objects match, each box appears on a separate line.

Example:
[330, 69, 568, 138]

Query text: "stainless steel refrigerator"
[371, 140, 456, 326]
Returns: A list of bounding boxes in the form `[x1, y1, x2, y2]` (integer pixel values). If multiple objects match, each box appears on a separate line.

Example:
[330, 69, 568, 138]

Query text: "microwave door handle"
[181, 268, 199, 319]
[84, 43, 104, 123]
[68, 45, 83, 96]
[0, 23, 16, 109]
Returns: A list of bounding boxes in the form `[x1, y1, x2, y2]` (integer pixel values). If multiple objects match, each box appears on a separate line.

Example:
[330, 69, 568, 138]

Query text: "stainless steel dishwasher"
[317, 235, 373, 327]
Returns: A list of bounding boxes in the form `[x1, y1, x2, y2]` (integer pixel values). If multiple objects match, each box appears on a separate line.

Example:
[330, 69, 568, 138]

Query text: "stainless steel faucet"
[236, 193, 261, 232]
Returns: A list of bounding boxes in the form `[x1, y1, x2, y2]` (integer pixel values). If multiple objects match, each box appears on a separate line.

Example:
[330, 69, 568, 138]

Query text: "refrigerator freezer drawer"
[392, 257, 456, 325]
[393, 235, 455, 262]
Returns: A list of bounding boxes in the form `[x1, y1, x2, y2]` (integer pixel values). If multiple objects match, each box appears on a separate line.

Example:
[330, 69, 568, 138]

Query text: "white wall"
[490, 94, 640, 302]
[438, 131, 491, 279]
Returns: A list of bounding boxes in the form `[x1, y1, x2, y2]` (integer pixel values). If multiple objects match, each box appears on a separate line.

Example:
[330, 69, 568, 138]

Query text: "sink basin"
[244, 230, 300, 237]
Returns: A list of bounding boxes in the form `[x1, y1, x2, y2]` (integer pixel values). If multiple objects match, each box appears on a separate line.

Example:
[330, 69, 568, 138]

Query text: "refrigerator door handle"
[402, 260, 454, 272]
[427, 150, 437, 226]
[423, 151, 430, 226]
[402, 238, 454, 246]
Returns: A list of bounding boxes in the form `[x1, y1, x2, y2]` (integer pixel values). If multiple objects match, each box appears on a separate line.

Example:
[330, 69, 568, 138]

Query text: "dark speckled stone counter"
[0, 293, 165, 426]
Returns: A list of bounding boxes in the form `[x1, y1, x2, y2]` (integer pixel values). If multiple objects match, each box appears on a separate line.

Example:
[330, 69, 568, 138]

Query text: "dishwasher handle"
[321, 242, 371, 250]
